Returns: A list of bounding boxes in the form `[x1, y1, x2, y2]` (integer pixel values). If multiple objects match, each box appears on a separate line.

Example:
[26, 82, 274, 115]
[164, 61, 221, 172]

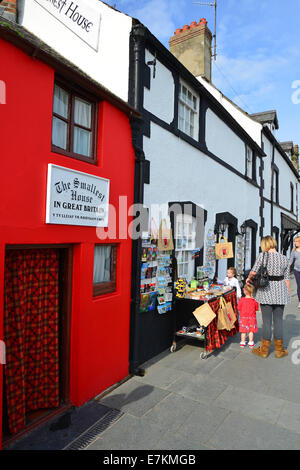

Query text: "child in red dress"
[237, 284, 259, 348]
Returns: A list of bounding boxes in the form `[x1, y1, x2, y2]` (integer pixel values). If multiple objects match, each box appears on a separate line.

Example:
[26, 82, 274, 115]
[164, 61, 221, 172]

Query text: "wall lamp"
[240, 223, 247, 236]
[214, 221, 228, 236]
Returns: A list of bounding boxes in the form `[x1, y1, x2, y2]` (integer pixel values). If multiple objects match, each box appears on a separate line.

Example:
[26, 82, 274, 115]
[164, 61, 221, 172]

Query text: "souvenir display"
[235, 235, 245, 283]
[202, 228, 216, 280]
[139, 235, 173, 313]
[175, 278, 187, 298]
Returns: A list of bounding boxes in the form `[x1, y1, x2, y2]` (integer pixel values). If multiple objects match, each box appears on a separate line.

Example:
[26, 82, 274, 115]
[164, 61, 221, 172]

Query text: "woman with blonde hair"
[246, 235, 290, 358]
[289, 236, 300, 308]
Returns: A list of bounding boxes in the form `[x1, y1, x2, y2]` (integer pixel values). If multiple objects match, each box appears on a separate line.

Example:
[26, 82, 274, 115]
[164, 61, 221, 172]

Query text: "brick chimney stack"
[169, 18, 212, 82]
[0, 0, 17, 22]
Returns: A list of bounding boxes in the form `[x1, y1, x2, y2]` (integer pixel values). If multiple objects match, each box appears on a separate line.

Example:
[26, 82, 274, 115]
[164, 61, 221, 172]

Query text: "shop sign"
[46, 164, 110, 227]
[33, 0, 101, 51]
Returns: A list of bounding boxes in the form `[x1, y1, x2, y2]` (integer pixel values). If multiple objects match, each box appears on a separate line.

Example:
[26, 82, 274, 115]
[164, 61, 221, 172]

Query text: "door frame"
[2, 244, 73, 446]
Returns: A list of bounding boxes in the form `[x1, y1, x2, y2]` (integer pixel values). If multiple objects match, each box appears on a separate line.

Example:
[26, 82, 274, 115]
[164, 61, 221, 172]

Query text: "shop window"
[178, 82, 198, 139]
[52, 83, 97, 163]
[175, 214, 196, 281]
[93, 245, 117, 296]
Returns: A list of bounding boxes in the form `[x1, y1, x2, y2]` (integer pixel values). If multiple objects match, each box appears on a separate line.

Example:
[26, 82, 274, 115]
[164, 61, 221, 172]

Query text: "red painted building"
[0, 20, 139, 447]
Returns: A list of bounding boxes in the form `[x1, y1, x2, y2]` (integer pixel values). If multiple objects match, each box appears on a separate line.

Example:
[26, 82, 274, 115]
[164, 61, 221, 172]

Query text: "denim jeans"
[294, 269, 300, 301]
[260, 304, 285, 341]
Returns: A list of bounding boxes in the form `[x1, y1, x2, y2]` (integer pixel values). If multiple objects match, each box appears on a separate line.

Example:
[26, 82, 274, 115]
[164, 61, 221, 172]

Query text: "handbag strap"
[218, 236, 228, 244]
[262, 252, 269, 268]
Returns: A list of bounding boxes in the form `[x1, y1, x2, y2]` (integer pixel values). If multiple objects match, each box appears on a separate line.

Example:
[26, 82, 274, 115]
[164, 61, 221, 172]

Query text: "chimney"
[292, 144, 299, 173]
[169, 18, 212, 81]
[0, 0, 17, 22]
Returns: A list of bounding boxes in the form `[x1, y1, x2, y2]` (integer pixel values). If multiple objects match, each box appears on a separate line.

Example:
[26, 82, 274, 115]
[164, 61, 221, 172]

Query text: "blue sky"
[107, 0, 300, 148]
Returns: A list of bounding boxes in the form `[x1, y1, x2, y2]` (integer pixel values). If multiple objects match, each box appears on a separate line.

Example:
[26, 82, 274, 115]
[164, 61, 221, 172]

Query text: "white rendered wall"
[197, 76, 262, 147]
[144, 50, 175, 124]
[262, 133, 273, 201]
[205, 108, 246, 172]
[20, 0, 132, 101]
[143, 122, 261, 258]
[274, 148, 298, 213]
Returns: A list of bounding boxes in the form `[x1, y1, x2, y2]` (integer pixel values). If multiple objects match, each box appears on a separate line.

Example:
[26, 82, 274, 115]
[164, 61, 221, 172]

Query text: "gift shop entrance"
[214, 212, 238, 281]
[2, 245, 72, 445]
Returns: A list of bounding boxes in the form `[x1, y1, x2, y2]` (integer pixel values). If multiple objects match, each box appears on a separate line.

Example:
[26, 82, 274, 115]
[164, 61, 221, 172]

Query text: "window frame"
[51, 79, 98, 164]
[174, 213, 197, 281]
[291, 182, 294, 212]
[178, 81, 199, 140]
[93, 244, 117, 297]
[245, 146, 257, 182]
[272, 167, 279, 204]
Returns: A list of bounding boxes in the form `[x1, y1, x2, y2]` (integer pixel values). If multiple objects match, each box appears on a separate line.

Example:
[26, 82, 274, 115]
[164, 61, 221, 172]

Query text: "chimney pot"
[190, 21, 198, 28]
[0, 0, 17, 21]
[175, 28, 182, 35]
[182, 25, 190, 31]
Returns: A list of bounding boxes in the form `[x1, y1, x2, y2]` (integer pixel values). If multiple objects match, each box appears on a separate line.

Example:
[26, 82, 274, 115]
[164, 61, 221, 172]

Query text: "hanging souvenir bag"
[217, 296, 235, 331]
[250, 252, 269, 289]
[215, 236, 234, 260]
[158, 219, 174, 251]
[225, 298, 237, 328]
[192, 302, 216, 327]
[150, 217, 159, 245]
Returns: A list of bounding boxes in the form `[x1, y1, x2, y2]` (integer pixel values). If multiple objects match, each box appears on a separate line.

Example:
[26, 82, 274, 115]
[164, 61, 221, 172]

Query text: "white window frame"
[178, 81, 199, 139]
[175, 214, 196, 281]
[246, 146, 253, 179]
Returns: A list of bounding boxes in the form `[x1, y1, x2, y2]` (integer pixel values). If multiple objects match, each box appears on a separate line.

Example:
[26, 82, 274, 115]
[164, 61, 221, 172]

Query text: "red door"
[3, 248, 62, 437]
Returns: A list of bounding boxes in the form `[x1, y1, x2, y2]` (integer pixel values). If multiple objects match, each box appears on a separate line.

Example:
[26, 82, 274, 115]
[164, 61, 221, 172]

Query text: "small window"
[178, 83, 198, 139]
[272, 168, 279, 204]
[93, 245, 117, 296]
[291, 183, 294, 212]
[52, 83, 97, 163]
[245, 147, 257, 182]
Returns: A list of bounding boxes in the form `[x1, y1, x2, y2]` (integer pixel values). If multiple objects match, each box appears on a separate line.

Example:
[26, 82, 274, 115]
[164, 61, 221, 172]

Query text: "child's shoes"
[248, 341, 255, 349]
[240, 342, 246, 348]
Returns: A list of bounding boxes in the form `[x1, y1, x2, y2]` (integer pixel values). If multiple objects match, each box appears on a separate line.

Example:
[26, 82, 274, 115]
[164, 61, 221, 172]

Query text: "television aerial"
[193, 1, 217, 60]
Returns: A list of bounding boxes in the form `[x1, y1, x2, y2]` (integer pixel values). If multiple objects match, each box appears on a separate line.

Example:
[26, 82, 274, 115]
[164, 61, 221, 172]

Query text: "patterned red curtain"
[4, 249, 60, 435]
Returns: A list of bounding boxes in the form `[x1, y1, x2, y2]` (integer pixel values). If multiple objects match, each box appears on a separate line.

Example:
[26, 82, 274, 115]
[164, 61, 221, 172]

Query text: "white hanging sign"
[46, 164, 110, 227]
[34, 0, 101, 51]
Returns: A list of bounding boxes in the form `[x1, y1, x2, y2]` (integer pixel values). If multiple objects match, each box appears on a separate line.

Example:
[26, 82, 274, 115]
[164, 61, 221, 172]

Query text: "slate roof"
[250, 110, 279, 130]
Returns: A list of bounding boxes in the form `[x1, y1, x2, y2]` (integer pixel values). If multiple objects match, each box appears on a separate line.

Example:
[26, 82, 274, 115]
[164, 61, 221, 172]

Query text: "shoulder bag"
[250, 252, 269, 289]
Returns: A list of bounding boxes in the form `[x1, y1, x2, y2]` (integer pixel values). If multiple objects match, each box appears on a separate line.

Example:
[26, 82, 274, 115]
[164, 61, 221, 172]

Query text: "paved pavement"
[85, 277, 300, 451]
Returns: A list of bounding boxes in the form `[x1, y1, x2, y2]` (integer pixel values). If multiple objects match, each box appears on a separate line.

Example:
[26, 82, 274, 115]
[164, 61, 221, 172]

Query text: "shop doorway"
[214, 212, 238, 281]
[2, 245, 72, 445]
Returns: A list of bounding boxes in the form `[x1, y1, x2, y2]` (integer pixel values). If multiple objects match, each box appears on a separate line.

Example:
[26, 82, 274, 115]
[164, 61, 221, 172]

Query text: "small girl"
[224, 267, 242, 300]
[237, 284, 259, 348]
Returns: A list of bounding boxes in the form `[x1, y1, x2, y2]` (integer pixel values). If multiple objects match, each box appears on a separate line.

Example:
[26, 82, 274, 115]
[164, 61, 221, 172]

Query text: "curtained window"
[93, 245, 117, 296]
[52, 82, 97, 163]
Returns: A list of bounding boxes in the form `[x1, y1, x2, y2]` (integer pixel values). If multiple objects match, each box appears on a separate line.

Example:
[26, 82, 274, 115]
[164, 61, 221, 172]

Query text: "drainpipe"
[270, 142, 275, 238]
[128, 24, 147, 376]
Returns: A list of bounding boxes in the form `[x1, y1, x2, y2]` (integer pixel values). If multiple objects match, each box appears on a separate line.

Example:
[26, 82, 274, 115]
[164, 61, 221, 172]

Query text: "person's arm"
[235, 278, 242, 298]
[288, 251, 295, 269]
[246, 253, 263, 284]
[283, 257, 291, 294]
[246, 270, 256, 285]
